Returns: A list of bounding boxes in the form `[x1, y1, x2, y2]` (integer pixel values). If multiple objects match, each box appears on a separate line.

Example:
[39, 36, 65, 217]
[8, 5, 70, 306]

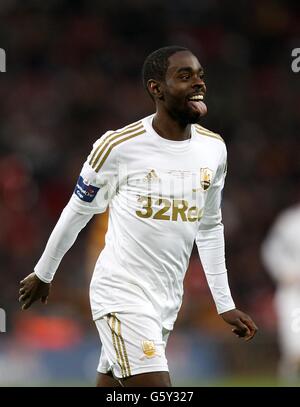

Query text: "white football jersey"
[35, 114, 235, 329]
[72, 116, 231, 328]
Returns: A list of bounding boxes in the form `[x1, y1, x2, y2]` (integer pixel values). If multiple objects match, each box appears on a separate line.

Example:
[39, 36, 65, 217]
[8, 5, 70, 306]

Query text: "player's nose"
[193, 81, 206, 95]
[192, 76, 206, 90]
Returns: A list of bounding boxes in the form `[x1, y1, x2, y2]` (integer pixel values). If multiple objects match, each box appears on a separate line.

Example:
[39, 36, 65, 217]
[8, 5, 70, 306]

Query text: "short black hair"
[142, 46, 189, 92]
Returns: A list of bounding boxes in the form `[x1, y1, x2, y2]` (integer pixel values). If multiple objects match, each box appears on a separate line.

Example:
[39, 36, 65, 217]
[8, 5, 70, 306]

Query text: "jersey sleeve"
[199, 143, 227, 230]
[195, 143, 235, 314]
[34, 133, 118, 282]
[69, 132, 118, 215]
[34, 205, 93, 282]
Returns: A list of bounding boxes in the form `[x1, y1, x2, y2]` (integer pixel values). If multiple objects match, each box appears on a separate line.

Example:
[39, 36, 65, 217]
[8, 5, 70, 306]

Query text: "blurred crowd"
[1, 0, 300, 382]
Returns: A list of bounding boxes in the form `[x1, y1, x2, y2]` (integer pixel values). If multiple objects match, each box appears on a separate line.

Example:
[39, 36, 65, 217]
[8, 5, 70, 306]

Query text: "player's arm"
[19, 206, 94, 309]
[19, 135, 117, 310]
[195, 143, 258, 341]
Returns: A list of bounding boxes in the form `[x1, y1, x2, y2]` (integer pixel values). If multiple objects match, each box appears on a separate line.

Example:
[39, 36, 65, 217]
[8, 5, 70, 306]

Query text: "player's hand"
[220, 308, 258, 341]
[19, 272, 51, 310]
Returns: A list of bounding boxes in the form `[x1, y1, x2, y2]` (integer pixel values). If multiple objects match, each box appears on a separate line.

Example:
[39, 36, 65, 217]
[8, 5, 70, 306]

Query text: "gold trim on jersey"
[91, 123, 143, 168]
[114, 316, 128, 378]
[195, 124, 224, 143]
[94, 129, 146, 172]
[89, 120, 142, 168]
[108, 314, 125, 377]
[117, 318, 131, 377]
[108, 313, 131, 378]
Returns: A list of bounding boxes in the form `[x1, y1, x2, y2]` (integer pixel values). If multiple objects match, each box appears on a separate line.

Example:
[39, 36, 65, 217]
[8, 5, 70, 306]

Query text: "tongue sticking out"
[188, 100, 207, 116]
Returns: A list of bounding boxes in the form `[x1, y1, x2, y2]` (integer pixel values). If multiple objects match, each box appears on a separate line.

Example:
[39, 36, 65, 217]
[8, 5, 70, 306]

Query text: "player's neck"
[152, 112, 191, 141]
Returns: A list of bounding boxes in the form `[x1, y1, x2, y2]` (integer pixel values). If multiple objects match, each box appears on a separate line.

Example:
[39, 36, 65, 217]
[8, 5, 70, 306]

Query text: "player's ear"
[147, 79, 163, 100]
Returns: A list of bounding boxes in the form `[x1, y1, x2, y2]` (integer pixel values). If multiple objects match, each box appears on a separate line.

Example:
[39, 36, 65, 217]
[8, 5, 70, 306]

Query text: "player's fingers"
[245, 324, 258, 341]
[241, 315, 258, 329]
[19, 287, 25, 295]
[232, 320, 250, 338]
[22, 297, 34, 310]
[232, 328, 240, 337]
[248, 320, 258, 333]
[19, 292, 30, 303]
[41, 296, 48, 304]
[232, 327, 248, 338]
[244, 330, 255, 341]
[235, 318, 249, 331]
[241, 317, 258, 341]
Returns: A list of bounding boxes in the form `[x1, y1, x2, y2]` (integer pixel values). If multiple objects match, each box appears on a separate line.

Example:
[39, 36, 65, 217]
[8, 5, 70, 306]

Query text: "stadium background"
[0, 0, 300, 386]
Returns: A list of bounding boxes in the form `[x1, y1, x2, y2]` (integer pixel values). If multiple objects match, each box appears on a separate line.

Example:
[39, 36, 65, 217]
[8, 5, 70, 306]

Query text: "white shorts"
[95, 310, 170, 379]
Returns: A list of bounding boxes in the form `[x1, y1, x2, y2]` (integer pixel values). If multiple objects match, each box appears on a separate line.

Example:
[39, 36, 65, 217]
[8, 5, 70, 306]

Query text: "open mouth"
[188, 94, 205, 102]
[187, 94, 207, 116]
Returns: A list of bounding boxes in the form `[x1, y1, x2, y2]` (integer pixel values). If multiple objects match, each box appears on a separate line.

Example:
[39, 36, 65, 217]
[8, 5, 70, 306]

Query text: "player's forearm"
[34, 203, 93, 283]
[196, 223, 226, 275]
[205, 272, 235, 314]
[196, 223, 235, 314]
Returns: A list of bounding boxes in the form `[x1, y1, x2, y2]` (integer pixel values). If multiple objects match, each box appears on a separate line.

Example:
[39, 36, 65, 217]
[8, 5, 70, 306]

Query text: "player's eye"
[179, 74, 190, 80]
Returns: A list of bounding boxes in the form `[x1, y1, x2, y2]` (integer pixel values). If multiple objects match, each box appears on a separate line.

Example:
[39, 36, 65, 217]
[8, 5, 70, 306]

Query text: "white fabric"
[35, 114, 235, 330]
[262, 204, 300, 357]
[35, 206, 92, 283]
[95, 310, 170, 379]
[262, 205, 300, 283]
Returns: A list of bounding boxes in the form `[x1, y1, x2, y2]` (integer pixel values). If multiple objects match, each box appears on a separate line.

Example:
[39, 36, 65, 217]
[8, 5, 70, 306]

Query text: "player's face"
[162, 51, 207, 124]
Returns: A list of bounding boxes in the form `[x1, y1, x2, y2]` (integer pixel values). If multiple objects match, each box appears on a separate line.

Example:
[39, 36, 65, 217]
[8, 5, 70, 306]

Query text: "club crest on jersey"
[140, 340, 160, 359]
[200, 168, 213, 190]
[74, 175, 100, 202]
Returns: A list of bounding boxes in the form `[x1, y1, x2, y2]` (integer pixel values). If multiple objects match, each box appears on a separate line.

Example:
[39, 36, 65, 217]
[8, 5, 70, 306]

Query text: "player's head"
[142, 46, 207, 124]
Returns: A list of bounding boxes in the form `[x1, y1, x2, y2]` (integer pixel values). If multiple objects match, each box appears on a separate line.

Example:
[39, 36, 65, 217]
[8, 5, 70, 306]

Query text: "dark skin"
[149, 50, 207, 141]
[19, 50, 258, 387]
[96, 371, 172, 387]
[19, 273, 50, 310]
